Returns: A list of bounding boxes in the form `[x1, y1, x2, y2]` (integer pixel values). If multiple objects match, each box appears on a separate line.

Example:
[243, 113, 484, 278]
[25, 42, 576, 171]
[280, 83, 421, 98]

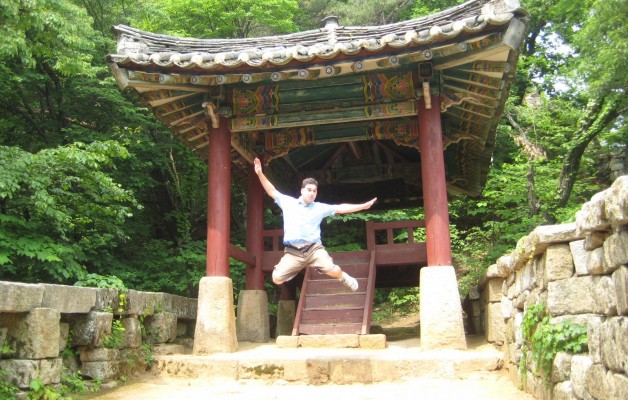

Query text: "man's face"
[300, 184, 318, 205]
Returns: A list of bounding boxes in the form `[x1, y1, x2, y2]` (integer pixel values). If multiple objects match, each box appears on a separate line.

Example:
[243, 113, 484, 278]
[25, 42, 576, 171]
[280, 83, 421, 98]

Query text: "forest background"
[0, 0, 626, 318]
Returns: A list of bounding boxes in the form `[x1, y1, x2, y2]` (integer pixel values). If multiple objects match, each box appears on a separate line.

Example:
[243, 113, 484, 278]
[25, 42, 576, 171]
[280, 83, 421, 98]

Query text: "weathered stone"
[145, 311, 177, 344]
[584, 231, 608, 251]
[329, 357, 373, 384]
[552, 352, 573, 383]
[612, 372, 628, 400]
[613, 266, 628, 315]
[152, 344, 184, 355]
[0, 282, 43, 312]
[486, 263, 507, 278]
[605, 175, 628, 227]
[93, 288, 120, 313]
[118, 348, 148, 375]
[571, 355, 594, 400]
[359, 334, 386, 349]
[81, 360, 120, 381]
[485, 278, 504, 302]
[162, 293, 197, 320]
[522, 260, 538, 291]
[467, 286, 480, 300]
[41, 284, 96, 313]
[525, 289, 542, 310]
[486, 302, 505, 345]
[548, 276, 615, 315]
[125, 290, 163, 316]
[587, 316, 606, 364]
[71, 311, 113, 348]
[0, 308, 60, 358]
[586, 363, 614, 400]
[544, 244, 574, 282]
[570, 240, 589, 276]
[513, 290, 528, 310]
[276, 300, 296, 337]
[501, 296, 514, 319]
[531, 223, 581, 248]
[576, 189, 611, 234]
[592, 275, 618, 316]
[603, 229, 628, 273]
[587, 246, 606, 275]
[236, 290, 270, 343]
[497, 254, 517, 274]
[553, 381, 576, 400]
[120, 317, 142, 349]
[59, 322, 69, 352]
[0, 358, 62, 389]
[514, 235, 535, 270]
[80, 348, 119, 362]
[298, 334, 358, 348]
[599, 317, 628, 374]
[193, 277, 238, 355]
[275, 335, 298, 348]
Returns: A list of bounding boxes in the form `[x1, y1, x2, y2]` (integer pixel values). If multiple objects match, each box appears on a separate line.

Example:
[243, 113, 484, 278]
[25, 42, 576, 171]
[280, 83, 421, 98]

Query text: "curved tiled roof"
[109, 0, 524, 71]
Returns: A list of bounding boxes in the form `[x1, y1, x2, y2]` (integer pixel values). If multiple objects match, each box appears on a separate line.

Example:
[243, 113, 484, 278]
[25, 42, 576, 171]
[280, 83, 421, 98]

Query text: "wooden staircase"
[292, 251, 376, 335]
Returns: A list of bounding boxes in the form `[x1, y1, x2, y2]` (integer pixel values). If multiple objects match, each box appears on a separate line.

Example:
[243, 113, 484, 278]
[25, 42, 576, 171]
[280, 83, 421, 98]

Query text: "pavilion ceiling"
[107, 0, 528, 207]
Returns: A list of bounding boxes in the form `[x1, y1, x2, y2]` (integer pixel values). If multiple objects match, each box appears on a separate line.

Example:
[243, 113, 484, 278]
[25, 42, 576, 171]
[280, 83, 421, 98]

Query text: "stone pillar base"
[420, 266, 466, 350]
[276, 299, 296, 337]
[236, 290, 270, 343]
[193, 277, 238, 354]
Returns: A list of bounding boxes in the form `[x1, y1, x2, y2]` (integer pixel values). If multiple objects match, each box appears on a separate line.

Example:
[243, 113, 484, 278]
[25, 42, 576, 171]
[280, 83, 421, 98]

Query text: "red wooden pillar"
[418, 97, 453, 266]
[245, 162, 264, 289]
[206, 117, 232, 277]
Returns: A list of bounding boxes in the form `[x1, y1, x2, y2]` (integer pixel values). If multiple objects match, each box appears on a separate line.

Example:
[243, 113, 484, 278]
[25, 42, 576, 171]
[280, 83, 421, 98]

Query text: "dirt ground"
[87, 371, 534, 400]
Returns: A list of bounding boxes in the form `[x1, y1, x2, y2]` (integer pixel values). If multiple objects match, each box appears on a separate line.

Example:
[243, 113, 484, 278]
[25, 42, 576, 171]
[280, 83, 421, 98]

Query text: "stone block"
[275, 335, 298, 348]
[612, 372, 628, 400]
[576, 189, 611, 234]
[552, 352, 572, 382]
[571, 355, 594, 400]
[544, 244, 574, 282]
[163, 294, 197, 320]
[145, 311, 177, 344]
[120, 317, 142, 349]
[41, 284, 96, 313]
[584, 231, 608, 251]
[81, 360, 120, 381]
[0, 282, 43, 312]
[605, 175, 628, 227]
[587, 247, 606, 275]
[125, 290, 164, 316]
[603, 229, 628, 273]
[531, 223, 581, 248]
[486, 302, 504, 345]
[586, 363, 613, 400]
[80, 348, 119, 362]
[547, 276, 614, 316]
[152, 344, 184, 355]
[71, 311, 113, 348]
[599, 317, 628, 375]
[587, 316, 606, 364]
[570, 239, 589, 276]
[486, 278, 505, 302]
[236, 290, 270, 343]
[0, 308, 60, 358]
[613, 266, 628, 315]
[93, 288, 121, 313]
[552, 381, 576, 400]
[59, 322, 69, 352]
[298, 334, 358, 348]
[359, 334, 386, 349]
[0, 358, 62, 389]
[329, 357, 373, 384]
[193, 277, 237, 355]
[276, 300, 296, 337]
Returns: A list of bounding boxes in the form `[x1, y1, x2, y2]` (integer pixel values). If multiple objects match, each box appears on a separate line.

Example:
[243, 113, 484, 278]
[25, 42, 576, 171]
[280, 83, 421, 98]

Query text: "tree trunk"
[557, 96, 622, 207]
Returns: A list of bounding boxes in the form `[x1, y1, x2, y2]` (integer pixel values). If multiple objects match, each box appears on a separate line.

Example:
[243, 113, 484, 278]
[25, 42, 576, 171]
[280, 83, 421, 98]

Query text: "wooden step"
[300, 308, 364, 324]
[298, 322, 362, 335]
[308, 264, 369, 279]
[304, 293, 366, 309]
[306, 277, 368, 294]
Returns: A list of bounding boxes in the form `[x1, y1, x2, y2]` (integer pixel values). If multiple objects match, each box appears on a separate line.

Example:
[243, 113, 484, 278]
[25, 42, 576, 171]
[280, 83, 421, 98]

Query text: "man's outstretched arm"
[254, 158, 280, 200]
[335, 198, 377, 214]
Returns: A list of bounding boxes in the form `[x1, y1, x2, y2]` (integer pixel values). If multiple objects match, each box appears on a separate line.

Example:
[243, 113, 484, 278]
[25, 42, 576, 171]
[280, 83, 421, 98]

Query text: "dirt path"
[88, 371, 533, 400]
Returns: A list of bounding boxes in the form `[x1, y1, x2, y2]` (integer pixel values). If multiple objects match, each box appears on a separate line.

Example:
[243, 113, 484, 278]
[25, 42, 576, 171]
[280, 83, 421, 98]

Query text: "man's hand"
[363, 197, 377, 210]
[254, 158, 262, 175]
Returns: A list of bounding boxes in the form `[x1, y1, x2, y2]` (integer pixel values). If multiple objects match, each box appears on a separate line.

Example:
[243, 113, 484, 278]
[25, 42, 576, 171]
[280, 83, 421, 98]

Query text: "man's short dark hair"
[301, 177, 318, 188]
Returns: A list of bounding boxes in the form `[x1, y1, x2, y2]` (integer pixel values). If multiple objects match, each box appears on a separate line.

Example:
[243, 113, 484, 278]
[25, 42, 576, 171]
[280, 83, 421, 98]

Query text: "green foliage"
[0, 370, 18, 399]
[0, 143, 139, 283]
[140, 343, 155, 368]
[520, 303, 588, 385]
[103, 318, 125, 349]
[27, 377, 68, 400]
[1, 340, 15, 358]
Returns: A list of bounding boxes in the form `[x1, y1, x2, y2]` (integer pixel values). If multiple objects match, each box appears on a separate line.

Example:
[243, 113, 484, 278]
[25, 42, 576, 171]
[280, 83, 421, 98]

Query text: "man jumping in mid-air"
[254, 157, 377, 291]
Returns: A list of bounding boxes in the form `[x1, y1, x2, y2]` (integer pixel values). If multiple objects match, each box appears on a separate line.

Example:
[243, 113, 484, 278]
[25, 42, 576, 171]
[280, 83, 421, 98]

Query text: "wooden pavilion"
[107, 0, 528, 352]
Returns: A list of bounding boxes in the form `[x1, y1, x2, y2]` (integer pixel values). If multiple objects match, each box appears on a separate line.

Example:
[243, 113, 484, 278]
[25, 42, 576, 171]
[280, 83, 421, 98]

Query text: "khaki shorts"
[272, 244, 337, 283]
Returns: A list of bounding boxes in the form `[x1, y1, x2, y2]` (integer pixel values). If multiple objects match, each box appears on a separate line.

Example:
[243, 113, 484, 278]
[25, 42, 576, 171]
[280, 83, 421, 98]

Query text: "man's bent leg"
[272, 252, 304, 285]
[309, 248, 359, 292]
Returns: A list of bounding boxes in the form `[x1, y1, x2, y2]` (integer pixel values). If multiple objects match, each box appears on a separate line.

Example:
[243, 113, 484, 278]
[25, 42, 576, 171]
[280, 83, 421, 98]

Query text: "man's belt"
[285, 242, 316, 253]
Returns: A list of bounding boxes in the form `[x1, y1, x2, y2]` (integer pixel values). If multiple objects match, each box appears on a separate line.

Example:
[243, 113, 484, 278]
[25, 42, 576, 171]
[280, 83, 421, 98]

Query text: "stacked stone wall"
[469, 176, 627, 400]
[0, 284, 196, 390]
